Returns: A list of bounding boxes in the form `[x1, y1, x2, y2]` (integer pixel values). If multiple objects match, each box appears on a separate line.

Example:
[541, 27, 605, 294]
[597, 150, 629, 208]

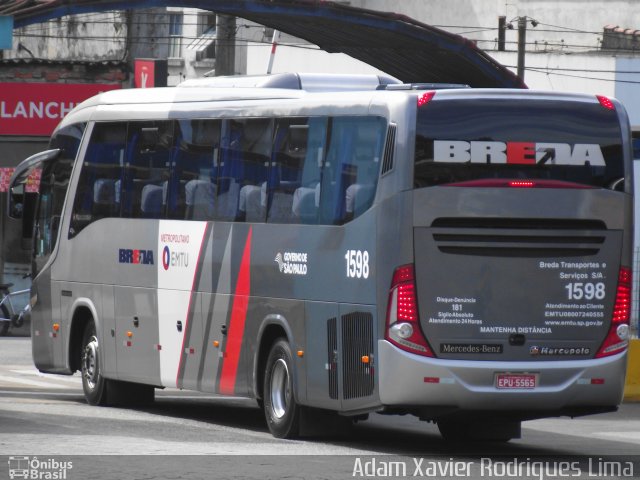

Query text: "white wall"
[9, 12, 127, 61]
[245, 42, 388, 76]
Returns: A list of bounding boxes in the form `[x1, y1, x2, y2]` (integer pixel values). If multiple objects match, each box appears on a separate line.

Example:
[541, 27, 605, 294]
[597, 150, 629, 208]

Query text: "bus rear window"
[414, 98, 625, 189]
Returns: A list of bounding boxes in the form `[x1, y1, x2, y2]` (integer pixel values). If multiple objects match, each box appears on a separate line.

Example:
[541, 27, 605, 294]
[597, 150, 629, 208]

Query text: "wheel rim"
[82, 335, 99, 391]
[270, 358, 290, 419]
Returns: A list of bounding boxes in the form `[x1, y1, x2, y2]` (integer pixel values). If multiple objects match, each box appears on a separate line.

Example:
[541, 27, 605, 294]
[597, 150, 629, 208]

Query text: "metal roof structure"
[0, 0, 526, 88]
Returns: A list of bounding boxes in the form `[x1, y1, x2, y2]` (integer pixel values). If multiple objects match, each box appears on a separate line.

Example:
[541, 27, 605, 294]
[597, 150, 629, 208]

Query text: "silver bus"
[12, 74, 633, 441]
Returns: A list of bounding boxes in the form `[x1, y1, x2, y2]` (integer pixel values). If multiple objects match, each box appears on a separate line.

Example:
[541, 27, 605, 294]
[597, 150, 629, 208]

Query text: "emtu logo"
[161, 245, 189, 271]
[162, 246, 171, 271]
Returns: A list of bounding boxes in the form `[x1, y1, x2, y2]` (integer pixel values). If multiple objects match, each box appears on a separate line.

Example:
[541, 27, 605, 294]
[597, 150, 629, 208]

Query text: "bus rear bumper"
[378, 340, 627, 412]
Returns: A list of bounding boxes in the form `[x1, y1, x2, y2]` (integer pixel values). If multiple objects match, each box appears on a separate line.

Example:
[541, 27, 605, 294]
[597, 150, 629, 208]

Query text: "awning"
[187, 25, 215, 53]
[1, 0, 525, 88]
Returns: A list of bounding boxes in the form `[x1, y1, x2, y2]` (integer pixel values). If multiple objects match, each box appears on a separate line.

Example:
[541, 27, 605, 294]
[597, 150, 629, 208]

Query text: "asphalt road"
[1, 337, 639, 479]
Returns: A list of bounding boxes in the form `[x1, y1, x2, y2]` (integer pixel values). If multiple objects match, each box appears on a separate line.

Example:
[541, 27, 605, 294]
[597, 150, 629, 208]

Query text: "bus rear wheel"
[263, 339, 300, 438]
[81, 323, 108, 405]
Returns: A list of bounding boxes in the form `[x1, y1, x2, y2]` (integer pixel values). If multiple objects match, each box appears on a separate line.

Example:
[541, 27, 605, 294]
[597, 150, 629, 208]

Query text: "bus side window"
[270, 117, 327, 225]
[69, 123, 125, 238]
[345, 118, 385, 220]
[268, 120, 304, 224]
[224, 118, 271, 222]
[33, 125, 82, 273]
[171, 119, 221, 221]
[121, 121, 174, 219]
[318, 117, 384, 225]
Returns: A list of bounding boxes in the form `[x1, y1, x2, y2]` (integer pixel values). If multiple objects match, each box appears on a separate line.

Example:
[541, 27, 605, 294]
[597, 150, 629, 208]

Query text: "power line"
[7, 10, 640, 85]
[500, 66, 640, 84]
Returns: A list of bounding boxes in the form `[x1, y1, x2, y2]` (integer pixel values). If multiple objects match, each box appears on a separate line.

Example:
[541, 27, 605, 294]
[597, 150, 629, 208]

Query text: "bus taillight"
[596, 95, 615, 111]
[596, 267, 631, 358]
[385, 264, 434, 357]
[417, 91, 436, 107]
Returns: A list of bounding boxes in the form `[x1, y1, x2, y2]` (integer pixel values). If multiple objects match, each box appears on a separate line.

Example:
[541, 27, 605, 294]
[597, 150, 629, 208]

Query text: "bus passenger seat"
[345, 183, 375, 218]
[93, 179, 117, 216]
[239, 184, 263, 222]
[140, 184, 164, 218]
[292, 186, 318, 223]
[94, 178, 116, 202]
[185, 179, 216, 220]
[216, 181, 240, 220]
[268, 191, 293, 223]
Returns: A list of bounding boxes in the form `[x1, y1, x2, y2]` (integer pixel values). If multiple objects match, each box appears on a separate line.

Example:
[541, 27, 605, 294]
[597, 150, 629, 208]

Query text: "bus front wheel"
[263, 339, 300, 438]
[81, 323, 108, 406]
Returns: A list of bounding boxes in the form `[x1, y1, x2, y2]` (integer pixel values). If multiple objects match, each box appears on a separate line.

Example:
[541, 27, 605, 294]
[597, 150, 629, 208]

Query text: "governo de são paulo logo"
[274, 251, 308, 276]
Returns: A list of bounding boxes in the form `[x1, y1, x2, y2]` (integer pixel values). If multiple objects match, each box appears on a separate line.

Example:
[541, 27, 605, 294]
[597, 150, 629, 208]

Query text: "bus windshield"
[414, 98, 625, 190]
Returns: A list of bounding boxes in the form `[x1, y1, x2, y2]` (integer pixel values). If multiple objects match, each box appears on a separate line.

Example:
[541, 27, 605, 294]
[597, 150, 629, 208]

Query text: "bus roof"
[58, 79, 618, 134]
[178, 72, 401, 92]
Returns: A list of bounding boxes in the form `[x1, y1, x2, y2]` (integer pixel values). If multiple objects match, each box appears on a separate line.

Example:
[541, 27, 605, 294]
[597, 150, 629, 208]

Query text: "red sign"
[134, 59, 167, 88]
[135, 60, 156, 88]
[0, 83, 121, 136]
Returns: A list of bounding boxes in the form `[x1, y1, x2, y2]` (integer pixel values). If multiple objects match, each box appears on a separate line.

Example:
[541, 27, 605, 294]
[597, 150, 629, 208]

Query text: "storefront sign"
[134, 59, 168, 88]
[0, 167, 40, 193]
[0, 83, 120, 136]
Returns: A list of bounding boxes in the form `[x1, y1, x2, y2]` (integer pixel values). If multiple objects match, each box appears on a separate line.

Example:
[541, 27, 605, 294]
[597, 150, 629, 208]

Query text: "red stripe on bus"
[219, 228, 253, 395]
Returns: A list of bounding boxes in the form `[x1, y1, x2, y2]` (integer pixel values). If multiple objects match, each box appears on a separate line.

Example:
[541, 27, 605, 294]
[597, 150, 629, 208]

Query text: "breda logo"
[119, 248, 154, 265]
[433, 140, 606, 166]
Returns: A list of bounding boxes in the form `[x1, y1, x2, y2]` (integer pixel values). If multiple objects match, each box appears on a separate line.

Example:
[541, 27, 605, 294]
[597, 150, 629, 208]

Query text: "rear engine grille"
[327, 317, 338, 400]
[431, 218, 606, 258]
[341, 312, 374, 400]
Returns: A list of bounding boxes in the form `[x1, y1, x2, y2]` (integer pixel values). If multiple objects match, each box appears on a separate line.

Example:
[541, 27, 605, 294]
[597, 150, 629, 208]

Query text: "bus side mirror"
[8, 149, 61, 241]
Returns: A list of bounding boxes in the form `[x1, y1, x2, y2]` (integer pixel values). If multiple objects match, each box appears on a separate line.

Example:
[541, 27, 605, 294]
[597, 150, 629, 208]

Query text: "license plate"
[495, 373, 537, 389]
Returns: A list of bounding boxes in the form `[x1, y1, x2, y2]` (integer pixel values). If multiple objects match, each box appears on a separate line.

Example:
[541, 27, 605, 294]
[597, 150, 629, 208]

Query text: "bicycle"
[0, 283, 31, 336]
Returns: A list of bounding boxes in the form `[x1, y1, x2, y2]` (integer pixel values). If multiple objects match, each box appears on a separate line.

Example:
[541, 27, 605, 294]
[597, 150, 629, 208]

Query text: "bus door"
[9, 149, 65, 369]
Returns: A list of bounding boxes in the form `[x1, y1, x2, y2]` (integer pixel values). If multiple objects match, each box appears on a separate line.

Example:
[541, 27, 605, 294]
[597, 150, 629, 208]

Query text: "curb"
[624, 338, 640, 401]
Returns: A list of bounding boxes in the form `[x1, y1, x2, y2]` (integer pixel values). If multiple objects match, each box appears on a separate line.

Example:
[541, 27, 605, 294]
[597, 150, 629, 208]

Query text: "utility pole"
[215, 15, 236, 76]
[266, 30, 280, 74]
[517, 16, 527, 82]
[498, 16, 506, 52]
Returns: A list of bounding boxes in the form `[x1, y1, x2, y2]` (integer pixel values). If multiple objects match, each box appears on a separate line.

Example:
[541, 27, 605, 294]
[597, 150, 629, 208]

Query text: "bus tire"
[81, 323, 108, 406]
[263, 338, 300, 438]
[0, 305, 10, 336]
